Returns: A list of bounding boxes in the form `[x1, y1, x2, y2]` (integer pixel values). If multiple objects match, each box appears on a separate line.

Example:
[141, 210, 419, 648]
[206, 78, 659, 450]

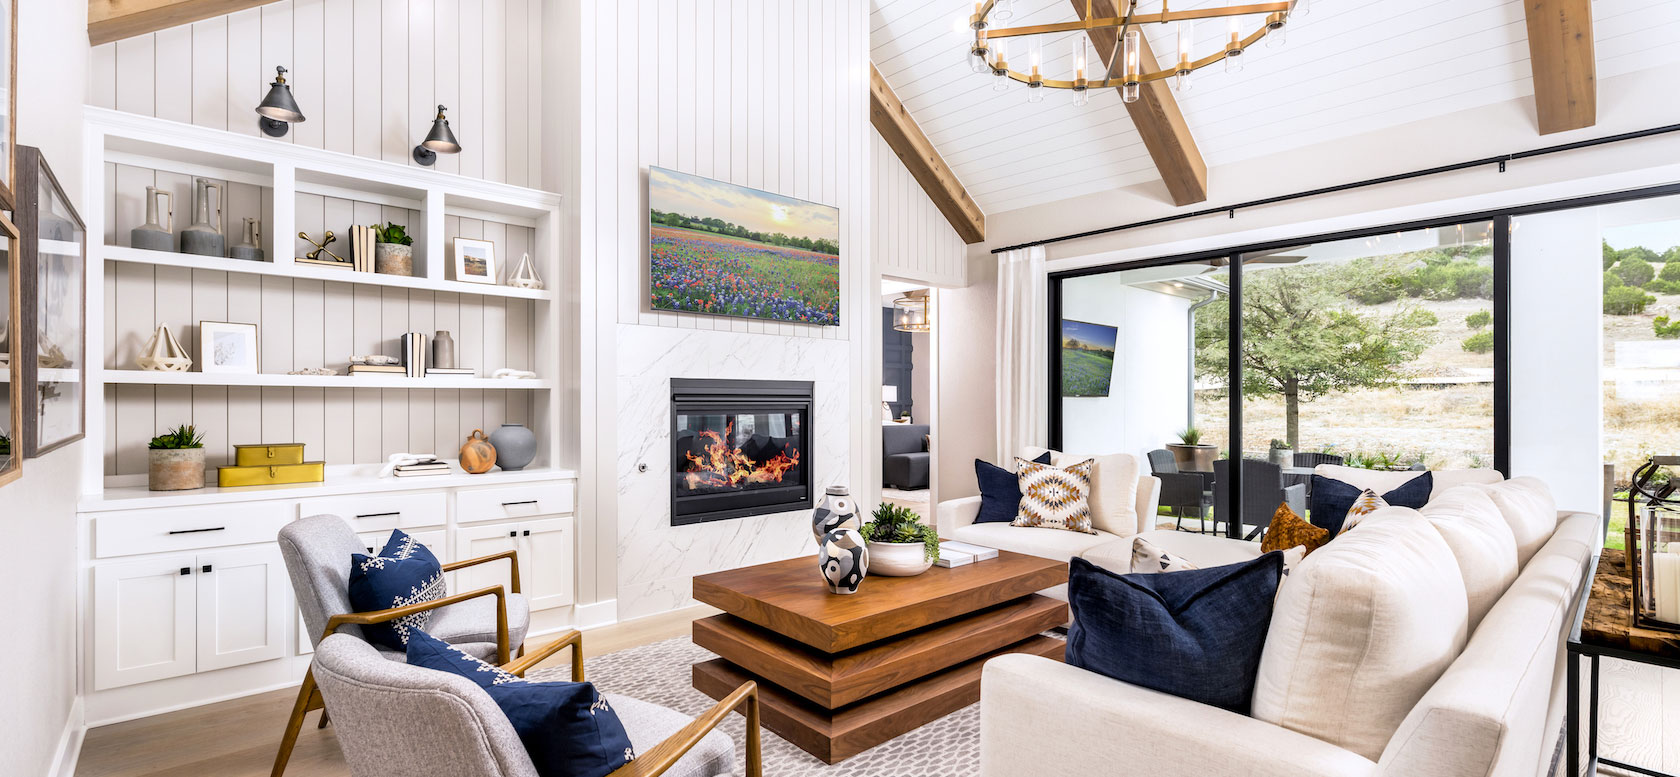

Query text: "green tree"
[1616, 256, 1656, 286]
[1605, 285, 1656, 315]
[1605, 271, 1624, 289]
[1605, 240, 1620, 270]
[1661, 258, 1680, 282]
[1620, 246, 1661, 264]
[1195, 262, 1436, 450]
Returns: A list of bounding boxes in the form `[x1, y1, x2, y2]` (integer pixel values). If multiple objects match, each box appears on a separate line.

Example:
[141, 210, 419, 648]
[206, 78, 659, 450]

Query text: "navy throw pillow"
[407, 630, 636, 777]
[1308, 471, 1433, 536]
[1065, 554, 1283, 713]
[974, 452, 1052, 523]
[347, 529, 446, 650]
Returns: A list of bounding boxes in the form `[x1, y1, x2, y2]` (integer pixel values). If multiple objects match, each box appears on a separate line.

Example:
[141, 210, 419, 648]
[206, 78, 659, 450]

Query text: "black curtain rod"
[990, 122, 1680, 255]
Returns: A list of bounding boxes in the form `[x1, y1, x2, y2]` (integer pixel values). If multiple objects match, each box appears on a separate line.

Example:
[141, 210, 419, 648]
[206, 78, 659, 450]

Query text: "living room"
[2, 1, 1678, 777]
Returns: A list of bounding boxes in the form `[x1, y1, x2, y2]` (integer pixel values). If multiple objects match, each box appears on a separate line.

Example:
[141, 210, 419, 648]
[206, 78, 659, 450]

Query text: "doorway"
[881, 278, 934, 515]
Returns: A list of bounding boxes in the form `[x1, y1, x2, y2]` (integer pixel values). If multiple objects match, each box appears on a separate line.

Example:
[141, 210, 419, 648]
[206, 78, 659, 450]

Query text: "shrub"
[1605, 271, 1624, 288]
[1620, 246, 1661, 264]
[1617, 257, 1656, 287]
[1461, 331, 1495, 353]
[1662, 260, 1680, 282]
[1465, 310, 1492, 330]
[1605, 240, 1619, 270]
[1656, 315, 1680, 339]
[1605, 285, 1657, 315]
[1647, 279, 1680, 295]
[1396, 259, 1494, 300]
[1347, 278, 1401, 305]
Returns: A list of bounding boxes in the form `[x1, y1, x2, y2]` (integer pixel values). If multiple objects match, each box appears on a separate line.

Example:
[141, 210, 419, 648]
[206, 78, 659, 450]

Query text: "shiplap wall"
[100, 163, 538, 475]
[86, 0, 543, 186]
[871, 132, 967, 288]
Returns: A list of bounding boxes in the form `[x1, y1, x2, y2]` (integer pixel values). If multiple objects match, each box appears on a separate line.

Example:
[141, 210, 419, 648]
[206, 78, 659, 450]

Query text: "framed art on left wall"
[17, 146, 87, 457]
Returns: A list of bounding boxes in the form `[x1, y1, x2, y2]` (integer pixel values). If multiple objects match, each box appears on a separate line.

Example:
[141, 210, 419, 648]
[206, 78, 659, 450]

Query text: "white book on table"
[934, 547, 975, 568]
[940, 540, 999, 561]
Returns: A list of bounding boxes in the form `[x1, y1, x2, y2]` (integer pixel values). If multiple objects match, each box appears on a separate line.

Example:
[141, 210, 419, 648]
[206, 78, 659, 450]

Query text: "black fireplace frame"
[670, 378, 814, 526]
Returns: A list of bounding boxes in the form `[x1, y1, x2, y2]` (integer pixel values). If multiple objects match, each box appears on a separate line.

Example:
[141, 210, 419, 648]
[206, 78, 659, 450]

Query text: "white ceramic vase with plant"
[859, 502, 940, 577]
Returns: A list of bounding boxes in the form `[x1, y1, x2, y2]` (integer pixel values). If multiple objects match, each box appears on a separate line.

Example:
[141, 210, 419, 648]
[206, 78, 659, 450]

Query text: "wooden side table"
[1567, 549, 1680, 777]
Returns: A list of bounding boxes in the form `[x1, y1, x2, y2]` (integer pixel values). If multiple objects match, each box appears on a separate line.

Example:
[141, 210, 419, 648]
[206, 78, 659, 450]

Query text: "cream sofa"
[975, 475, 1597, 777]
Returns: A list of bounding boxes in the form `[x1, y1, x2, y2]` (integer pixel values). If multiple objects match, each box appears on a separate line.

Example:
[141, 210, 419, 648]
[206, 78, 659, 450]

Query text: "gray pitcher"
[179, 177, 225, 257]
[130, 186, 174, 252]
[229, 217, 263, 261]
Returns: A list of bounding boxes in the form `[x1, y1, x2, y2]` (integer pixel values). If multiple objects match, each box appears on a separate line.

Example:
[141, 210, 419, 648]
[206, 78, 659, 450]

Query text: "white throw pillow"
[1013, 457, 1096, 534]
[1044, 450, 1141, 536]
[1419, 486, 1519, 630]
[1467, 476, 1558, 568]
[1252, 508, 1469, 761]
[1129, 536, 1198, 573]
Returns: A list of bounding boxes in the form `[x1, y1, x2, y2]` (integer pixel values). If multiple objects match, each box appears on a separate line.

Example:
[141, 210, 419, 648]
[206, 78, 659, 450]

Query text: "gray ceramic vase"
[811, 485, 857, 544]
[819, 528, 869, 595]
[488, 423, 536, 471]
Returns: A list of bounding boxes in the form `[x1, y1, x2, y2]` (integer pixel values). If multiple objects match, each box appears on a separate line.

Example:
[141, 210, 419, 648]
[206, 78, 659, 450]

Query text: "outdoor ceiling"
[870, 0, 1680, 216]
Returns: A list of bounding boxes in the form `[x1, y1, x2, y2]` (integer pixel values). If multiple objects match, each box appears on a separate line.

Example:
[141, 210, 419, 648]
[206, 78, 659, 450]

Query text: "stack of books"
[351, 225, 376, 273]
[400, 332, 428, 378]
[934, 540, 1000, 568]
[348, 364, 405, 376]
[394, 457, 452, 478]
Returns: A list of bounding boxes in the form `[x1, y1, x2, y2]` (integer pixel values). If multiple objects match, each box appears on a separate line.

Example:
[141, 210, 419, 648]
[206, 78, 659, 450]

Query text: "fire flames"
[683, 422, 800, 489]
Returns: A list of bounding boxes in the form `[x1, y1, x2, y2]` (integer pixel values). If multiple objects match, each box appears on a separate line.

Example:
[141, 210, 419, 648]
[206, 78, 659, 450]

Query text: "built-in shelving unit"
[84, 461, 578, 511]
[104, 244, 554, 301]
[101, 370, 553, 390]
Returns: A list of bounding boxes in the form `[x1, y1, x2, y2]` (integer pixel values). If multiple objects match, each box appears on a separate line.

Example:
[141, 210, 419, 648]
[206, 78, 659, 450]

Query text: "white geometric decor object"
[508, 252, 544, 290]
[136, 324, 193, 372]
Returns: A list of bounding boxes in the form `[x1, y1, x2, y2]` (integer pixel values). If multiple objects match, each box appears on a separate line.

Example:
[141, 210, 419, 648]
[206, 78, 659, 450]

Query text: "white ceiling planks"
[871, 0, 1680, 215]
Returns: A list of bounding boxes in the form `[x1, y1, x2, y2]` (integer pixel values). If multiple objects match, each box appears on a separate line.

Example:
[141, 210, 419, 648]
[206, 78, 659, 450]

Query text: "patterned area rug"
[529, 636, 984, 777]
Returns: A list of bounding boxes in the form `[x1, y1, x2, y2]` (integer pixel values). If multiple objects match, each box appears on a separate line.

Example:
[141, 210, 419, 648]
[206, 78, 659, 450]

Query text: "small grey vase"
[488, 423, 537, 471]
[431, 330, 456, 370]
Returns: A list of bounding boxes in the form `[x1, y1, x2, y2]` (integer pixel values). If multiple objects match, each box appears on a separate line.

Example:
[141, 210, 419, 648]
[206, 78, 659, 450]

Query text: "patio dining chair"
[1147, 449, 1214, 532]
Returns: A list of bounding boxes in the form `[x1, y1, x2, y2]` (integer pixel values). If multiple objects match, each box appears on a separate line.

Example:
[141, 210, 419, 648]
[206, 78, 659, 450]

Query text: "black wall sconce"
[413, 105, 462, 166]
[255, 66, 306, 137]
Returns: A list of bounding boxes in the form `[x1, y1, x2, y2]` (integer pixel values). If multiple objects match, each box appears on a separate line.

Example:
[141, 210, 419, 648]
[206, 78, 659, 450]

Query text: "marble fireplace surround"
[616, 324, 851, 621]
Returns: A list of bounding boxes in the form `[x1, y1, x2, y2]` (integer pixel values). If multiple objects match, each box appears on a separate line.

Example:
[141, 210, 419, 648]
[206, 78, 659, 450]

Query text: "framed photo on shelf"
[199, 321, 259, 374]
[450, 237, 498, 284]
[17, 146, 87, 457]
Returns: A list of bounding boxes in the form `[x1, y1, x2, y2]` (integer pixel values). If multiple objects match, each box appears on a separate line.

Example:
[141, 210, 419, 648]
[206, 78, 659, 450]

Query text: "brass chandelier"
[967, 0, 1306, 105]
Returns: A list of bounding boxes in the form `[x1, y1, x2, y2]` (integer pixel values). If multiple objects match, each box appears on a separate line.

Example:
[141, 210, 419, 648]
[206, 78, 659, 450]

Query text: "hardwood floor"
[74, 605, 718, 777]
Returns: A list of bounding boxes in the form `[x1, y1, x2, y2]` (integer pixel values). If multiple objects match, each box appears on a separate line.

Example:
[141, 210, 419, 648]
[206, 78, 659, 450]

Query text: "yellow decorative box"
[234, 443, 307, 467]
[217, 461, 326, 488]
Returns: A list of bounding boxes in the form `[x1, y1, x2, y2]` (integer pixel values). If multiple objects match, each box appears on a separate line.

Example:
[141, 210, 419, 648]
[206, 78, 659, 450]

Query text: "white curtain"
[996, 246, 1048, 462]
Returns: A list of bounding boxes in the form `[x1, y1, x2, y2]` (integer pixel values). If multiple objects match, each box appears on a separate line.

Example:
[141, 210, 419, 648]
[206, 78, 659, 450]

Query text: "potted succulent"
[373, 222, 415, 276]
[1167, 426, 1216, 472]
[148, 425, 206, 491]
[859, 502, 940, 577]
[1269, 438, 1293, 468]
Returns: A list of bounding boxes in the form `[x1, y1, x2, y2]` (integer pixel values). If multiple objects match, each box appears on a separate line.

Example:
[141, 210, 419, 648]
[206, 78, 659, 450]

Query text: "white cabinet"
[454, 516, 574, 613]
[94, 546, 287, 690]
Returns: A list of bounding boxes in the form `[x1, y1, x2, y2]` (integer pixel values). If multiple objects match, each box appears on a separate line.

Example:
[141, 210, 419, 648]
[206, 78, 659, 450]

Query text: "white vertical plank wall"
[87, 0, 543, 187]
[871, 132, 967, 288]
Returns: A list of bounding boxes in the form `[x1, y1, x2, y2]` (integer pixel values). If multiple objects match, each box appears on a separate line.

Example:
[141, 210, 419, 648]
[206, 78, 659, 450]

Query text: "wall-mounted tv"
[1060, 319, 1118, 397]
[649, 166, 840, 327]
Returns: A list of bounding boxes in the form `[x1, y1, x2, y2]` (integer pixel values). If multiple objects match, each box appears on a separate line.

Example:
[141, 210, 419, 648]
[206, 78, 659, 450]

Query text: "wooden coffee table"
[691, 550, 1068, 764]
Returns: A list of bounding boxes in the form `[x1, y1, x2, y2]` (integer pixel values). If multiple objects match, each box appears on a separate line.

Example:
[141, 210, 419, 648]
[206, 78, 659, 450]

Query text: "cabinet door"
[196, 546, 288, 672]
[452, 523, 521, 598]
[93, 555, 197, 690]
[518, 517, 576, 612]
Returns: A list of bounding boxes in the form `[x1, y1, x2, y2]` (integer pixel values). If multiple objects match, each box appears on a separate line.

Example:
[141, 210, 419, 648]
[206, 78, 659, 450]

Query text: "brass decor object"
[966, 0, 1305, 104]
[892, 289, 931, 333]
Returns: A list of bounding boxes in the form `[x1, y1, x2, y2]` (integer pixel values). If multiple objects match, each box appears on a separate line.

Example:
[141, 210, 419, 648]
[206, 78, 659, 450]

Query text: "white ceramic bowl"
[868, 540, 935, 576]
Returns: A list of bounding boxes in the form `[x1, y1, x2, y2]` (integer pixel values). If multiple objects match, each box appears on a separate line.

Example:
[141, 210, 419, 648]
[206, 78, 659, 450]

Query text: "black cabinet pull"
[180, 567, 191, 576]
[355, 512, 401, 519]
[522, 530, 531, 537]
[508, 531, 517, 537]
[202, 564, 213, 573]
[168, 527, 226, 535]
[501, 500, 538, 507]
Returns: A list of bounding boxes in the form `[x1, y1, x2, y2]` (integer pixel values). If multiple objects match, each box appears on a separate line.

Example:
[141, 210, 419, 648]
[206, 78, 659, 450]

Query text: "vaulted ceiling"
[871, 0, 1680, 216]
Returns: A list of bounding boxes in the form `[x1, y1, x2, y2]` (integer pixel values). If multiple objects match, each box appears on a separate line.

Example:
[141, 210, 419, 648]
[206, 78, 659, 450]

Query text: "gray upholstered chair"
[882, 423, 931, 489]
[312, 632, 760, 777]
[274, 514, 534, 776]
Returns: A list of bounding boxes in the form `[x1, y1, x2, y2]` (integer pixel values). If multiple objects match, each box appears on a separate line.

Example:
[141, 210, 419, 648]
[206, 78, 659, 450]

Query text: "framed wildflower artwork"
[648, 166, 840, 326]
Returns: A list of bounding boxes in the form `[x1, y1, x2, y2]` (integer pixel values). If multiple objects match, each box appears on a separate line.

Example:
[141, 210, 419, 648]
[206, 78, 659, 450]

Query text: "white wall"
[910, 329, 931, 425]
[86, 0, 544, 186]
[933, 255, 996, 503]
[1059, 276, 1191, 459]
[873, 132, 967, 288]
[4, 3, 91, 776]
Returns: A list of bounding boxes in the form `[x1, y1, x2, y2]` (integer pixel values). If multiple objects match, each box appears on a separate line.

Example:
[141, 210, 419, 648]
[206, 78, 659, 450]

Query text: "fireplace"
[670, 379, 814, 525]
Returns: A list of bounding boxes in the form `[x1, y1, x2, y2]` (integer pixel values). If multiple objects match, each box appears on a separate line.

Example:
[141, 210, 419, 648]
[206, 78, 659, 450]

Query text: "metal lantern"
[256, 66, 306, 137]
[1624, 456, 1680, 633]
[413, 105, 462, 166]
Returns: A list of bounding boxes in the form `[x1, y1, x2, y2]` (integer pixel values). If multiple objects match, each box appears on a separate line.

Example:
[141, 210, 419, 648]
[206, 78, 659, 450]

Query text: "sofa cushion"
[1466, 476, 1558, 567]
[1419, 486, 1519, 630]
[1313, 464, 1502, 499]
[1014, 457, 1097, 534]
[1067, 554, 1283, 713]
[1252, 509, 1469, 761]
[973, 453, 1051, 524]
[348, 529, 447, 650]
[949, 522, 1118, 563]
[1050, 451, 1142, 537]
[1309, 473, 1431, 537]
[1261, 503, 1330, 555]
[1083, 530, 1263, 574]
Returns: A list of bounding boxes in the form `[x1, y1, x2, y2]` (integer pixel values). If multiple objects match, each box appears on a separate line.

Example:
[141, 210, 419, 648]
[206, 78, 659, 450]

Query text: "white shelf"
[0, 368, 81, 382]
[41, 238, 83, 256]
[102, 369, 552, 389]
[85, 461, 578, 512]
[102, 244, 554, 302]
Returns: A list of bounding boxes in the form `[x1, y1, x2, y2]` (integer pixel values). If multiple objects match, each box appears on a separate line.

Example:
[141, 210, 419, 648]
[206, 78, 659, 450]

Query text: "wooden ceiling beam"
[870, 64, 987, 244]
[1523, 0, 1597, 135]
[1077, 0, 1208, 206]
[89, 0, 282, 46]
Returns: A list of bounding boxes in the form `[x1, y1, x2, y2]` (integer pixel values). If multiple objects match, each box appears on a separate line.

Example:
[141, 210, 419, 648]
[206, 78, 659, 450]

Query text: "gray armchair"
[274, 514, 534, 776]
[882, 423, 931, 490]
[312, 632, 760, 777]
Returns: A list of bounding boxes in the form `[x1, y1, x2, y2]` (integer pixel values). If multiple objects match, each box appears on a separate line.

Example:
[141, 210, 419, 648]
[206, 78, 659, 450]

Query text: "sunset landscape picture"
[649, 166, 841, 326]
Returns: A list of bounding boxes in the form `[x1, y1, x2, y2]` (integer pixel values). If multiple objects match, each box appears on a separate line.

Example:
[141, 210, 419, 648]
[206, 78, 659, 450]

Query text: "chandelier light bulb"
[1073, 37, 1088, 82]
[1073, 87, 1090, 107]
[1177, 21, 1193, 63]
[1123, 82, 1141, 103]
[993, 0, 1014, 22]
[969, 30, 991, 74]
[1265, 13, 1288, 48]
[991, 39, 1011, 91]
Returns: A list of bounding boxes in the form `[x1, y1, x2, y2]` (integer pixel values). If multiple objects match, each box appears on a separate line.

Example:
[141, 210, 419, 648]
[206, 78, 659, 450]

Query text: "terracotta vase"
[460, 429, 497, 474]
[149, 448, 206, 491]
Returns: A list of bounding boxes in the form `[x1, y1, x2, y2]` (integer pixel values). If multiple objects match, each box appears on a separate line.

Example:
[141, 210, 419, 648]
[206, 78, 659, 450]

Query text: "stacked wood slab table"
[691, 550, 1068, 763]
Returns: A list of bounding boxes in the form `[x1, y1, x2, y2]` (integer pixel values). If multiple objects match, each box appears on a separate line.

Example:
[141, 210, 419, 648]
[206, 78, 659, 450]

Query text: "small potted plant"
[1269, 438, 1293, 468]
[148, 425, 206, 491]
[373, 222, 415, 276]
[1167, 426, 1216, 472]
[859, 502, 940, 577]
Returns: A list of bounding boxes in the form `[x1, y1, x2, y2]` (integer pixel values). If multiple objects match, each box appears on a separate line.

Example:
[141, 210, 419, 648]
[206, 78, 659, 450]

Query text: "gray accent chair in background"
[274, 514, 534, 776]
[882, 423, 931, 490]
[312, 632, 760, 777]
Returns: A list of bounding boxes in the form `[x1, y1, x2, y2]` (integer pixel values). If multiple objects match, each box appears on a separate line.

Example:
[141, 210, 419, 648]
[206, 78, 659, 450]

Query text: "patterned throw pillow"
[1130, 537, 1199, 573]
[407, 630, 637, 777]
[1341, 489, 1390, 534]
[1013, 457, 1096, 534]
[1261, 503, 1329, 555]
[348, 529, 446, 650]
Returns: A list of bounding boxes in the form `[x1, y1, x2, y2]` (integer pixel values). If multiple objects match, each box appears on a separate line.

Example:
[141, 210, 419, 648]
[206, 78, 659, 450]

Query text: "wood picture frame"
[17, 146, 87, 457]
[0, 0, 17, 211]
[450, 237, 498, 284]
[0, 212, 21, 486]
[198, 321, 260, 374]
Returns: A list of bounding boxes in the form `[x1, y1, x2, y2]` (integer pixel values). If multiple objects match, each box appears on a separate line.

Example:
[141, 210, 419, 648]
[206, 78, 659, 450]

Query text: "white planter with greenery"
[860, 503, 939, 577]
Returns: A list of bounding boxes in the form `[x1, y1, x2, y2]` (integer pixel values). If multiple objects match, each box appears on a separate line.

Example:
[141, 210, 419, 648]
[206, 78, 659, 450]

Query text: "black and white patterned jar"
[818, 528, 869, 595]
[811, 485, 857, 544]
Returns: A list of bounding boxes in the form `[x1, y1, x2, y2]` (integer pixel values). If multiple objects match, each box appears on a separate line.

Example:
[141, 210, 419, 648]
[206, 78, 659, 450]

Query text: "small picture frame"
[199, 321, 259, 374]
[450, 237, 498, 284]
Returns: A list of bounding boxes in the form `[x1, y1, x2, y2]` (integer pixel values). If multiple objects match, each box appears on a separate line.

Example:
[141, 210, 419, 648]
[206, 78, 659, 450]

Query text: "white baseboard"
[574, 598, 619, 630]
[49, 697, 85, 777]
